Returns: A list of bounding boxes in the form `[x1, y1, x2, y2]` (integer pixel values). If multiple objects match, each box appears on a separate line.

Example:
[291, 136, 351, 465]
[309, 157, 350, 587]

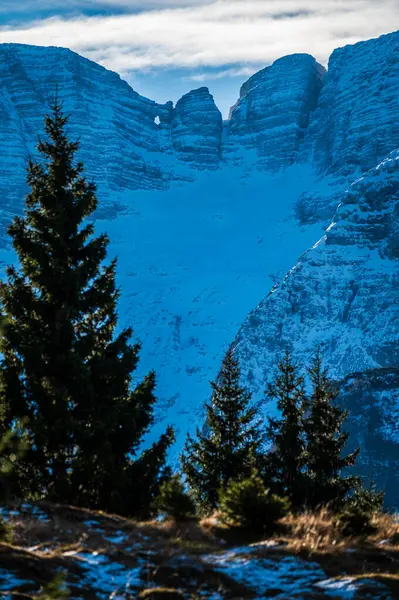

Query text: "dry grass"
[369, 512, 399, 547]
[281, 508, 343, 553]
[279, 508, 399, 554]
[2, 501, 399, 599]
[276, 509, 399, 598]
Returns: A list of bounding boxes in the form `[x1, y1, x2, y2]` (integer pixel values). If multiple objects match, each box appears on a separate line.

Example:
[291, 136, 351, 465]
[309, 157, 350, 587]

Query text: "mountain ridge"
[0, 31, 398, 500]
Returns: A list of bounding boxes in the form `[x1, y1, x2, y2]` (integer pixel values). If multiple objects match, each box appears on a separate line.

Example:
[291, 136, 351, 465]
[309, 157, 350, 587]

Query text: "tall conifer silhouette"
[0, 102, 173, 514]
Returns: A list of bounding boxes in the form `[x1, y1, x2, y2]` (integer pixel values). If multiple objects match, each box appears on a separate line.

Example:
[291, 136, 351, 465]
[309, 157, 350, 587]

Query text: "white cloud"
[0, 0, 212, 13]
[1, 0, 398, 73]
[186, 67, 255, 82]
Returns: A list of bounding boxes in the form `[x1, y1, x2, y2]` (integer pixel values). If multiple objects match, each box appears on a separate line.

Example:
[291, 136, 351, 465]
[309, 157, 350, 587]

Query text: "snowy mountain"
[0, 31, 398, 498]
[234, 151, 399, 504]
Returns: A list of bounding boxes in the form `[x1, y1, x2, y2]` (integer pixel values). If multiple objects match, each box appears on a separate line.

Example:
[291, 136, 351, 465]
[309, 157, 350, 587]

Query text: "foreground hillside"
[1, 502, 399, 599]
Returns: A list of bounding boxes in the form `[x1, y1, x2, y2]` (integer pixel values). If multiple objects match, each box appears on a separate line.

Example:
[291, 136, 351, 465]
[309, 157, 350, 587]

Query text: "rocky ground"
[1, 503, 399, 599]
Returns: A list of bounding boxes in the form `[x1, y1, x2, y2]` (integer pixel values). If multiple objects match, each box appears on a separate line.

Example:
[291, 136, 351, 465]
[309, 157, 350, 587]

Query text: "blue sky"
[0, 0, 398, 116]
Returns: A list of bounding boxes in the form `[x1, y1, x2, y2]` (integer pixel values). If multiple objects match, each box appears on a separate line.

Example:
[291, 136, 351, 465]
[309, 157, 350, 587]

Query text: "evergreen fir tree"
[218, 469, 290, 531]
[0, 414, 27, 503]
[0, 101, 174, 515]
[303, 349, 359, 509]
[266, 349, 306, 508]
[181, 348, 264, 513]
[155, 474, 196, 521]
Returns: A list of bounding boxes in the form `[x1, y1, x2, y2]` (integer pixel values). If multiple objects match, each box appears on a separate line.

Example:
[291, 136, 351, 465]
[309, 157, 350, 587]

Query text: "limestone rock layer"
[226, 54, 326, 170]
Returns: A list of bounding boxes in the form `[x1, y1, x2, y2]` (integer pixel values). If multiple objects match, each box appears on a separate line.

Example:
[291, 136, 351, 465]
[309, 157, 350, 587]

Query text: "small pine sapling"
[219, 471, 290, 532]
[155, 475, 197, 521]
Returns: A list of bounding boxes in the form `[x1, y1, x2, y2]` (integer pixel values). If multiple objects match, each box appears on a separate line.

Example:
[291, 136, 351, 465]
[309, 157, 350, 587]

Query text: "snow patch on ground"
[204, 545, 393, 599]
[104, 532, 129, 545]
[316, 577, 359, 598]
[83, 519, 101, 528]
[316, 576, 392, 599]
[203, 547, 324, 597]
[0, 568, 33, 591]
[0, 504, 49, 523]
[76, 551, 144, 597]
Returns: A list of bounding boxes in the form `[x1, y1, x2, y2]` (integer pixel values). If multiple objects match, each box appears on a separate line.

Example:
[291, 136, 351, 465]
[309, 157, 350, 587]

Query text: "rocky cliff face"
[303, 32, 399, 177]
[337, 367, 399, 507]
[2, 33, 398, 224]
[172, 87, 223, 169]
[225, 54, 325, 171]
[296, 31, 399, 224]
[236, 150, 399, 389]
[0, 43, 172, 234]
[0, 44, 223, 233]
[234, 151, 399, 500]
